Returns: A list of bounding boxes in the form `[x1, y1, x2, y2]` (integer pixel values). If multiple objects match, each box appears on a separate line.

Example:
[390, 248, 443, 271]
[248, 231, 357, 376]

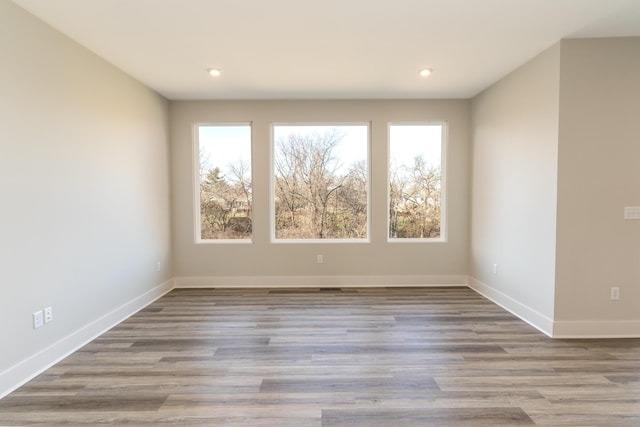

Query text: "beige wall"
[170, 100, 470, 282]
[555, 38, 640, 332]
[470, 37, 640, 337]
[470, 45, 561, 332]
[0, 1, 171, 392]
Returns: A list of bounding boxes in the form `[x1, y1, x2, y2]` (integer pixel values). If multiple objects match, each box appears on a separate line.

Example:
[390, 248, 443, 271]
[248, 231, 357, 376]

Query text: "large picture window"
[272, 124, 369, 241]
[195, 124, 252, 242]
[388, 123, 445, 241]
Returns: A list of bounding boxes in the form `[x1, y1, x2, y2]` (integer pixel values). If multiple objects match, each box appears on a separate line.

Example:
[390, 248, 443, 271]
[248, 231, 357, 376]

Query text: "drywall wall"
[170, 100, 470, 284]
[469, 44, 561, 333]
[554, 38, 640, 336]
[0, 1, 171, 395]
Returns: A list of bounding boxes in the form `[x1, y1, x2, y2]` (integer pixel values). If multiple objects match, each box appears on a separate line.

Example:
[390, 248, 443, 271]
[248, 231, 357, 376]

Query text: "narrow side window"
[195, 124, 252, 242]
[389, 123, 445, 241]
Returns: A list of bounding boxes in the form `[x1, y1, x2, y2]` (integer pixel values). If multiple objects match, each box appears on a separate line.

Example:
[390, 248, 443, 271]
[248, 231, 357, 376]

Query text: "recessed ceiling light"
[207, 67, 222, 77]
[419, 68, 433, 77]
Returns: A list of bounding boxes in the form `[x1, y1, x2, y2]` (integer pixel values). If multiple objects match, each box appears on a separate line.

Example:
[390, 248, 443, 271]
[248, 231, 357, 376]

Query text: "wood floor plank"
[321, 407, 535, 426]
[1, 287, 639, 426]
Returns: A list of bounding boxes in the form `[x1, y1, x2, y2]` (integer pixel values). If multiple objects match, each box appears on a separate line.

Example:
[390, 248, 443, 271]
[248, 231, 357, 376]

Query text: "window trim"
[387, 121, 448, 243]
[193, 122, 254, 244]
[270, 122, 371, 244]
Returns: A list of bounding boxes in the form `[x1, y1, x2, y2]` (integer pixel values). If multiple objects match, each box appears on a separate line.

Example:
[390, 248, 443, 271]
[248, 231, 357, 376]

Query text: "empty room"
[1, 0, 640, 425]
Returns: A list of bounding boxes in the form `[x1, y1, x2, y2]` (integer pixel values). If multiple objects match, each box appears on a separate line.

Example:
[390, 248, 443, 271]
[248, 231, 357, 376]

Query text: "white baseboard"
[467, 277, 640, 339]
[552, 320, 640, 339]
[173, 274, 468, 288]
[3, 275, 638, 399]
[467, 276, 554, 337]
[0, 279, 174, 399]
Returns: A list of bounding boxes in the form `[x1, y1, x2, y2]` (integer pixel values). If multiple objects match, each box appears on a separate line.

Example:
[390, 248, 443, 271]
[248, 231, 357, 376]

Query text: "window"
[388, 123, 445, 240]
[272, 124, 369, 241]
[195, 124, 252, 242]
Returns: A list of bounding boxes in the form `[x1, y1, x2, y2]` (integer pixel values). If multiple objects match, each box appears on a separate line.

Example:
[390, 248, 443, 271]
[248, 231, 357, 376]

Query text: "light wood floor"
[1, 287, 639, 426]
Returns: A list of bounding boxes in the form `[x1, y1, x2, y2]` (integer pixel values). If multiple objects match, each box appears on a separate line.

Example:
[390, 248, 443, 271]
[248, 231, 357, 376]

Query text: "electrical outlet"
[493, 264, 498, 275]
[317, 254, 324, 264]
[44, 306, 53, 323]
[611, 287, 620, 300]
[33, 311, 44, 329]
[156, 261, 161, 272]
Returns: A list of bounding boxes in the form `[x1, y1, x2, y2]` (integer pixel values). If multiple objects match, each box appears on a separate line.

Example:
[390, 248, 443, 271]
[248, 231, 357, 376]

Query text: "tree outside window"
[272, 124, 369, 240]
[389, 124, 444, 240]
[196, 124, 252, 241]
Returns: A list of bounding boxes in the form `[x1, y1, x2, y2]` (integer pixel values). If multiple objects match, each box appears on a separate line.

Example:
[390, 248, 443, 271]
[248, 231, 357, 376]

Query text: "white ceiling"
[12, 0, 640, 100]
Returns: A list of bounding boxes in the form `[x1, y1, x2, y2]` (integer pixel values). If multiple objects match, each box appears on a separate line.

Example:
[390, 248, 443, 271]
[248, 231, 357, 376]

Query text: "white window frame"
[387, 122, 447, 243]
[193, 122, 253, 244]
[270, 122, 371, 244]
